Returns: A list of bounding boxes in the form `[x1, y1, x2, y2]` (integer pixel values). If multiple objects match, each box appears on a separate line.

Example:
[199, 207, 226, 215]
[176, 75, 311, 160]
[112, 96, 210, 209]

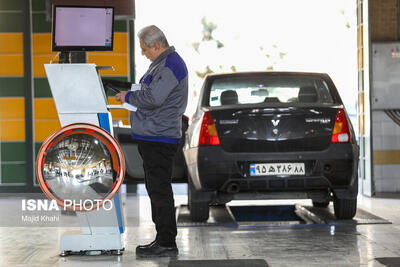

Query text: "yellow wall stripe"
[111, 33, 128, 53]
[107, 97, 130, 125]
[0, 33, 23, 53]
[31, 32, 127, 54]
[33, 55, 57, 77]
[1, 97, 129, 141]
[33, 54, 128, 77]
[374, 150, 400, 165]
[107, 97, 129, 119]
[35, 120, 61, 142]
[87, 54, 128, 76]
[34, 98, 58, 119]
[0, 98, 129, 120]
[0, 120, 25, 141]
[0, 32, 128, 77]
[32, 33, 54, 54]
[0, 98, 25, 119]
[0, 120, 62, 142]
[0, 55, 23, 76]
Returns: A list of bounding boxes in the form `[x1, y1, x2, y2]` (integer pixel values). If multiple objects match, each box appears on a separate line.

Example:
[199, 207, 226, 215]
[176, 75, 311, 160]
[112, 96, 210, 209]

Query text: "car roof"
[205, 71, 330, 79]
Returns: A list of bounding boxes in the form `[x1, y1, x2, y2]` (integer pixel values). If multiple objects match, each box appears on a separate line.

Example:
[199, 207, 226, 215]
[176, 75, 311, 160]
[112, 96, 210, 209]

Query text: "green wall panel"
[33, 77, 128, 97]
[0, 1, 22, 11]
[1, 163, 26, 183]
[34, 78, 52, 98]
[0, 77, 24, 97]
[115, 20, 127, 32]
[35, 142, 42, 157]
[0, 4, 126, 33]
[0, 13, 23, 32]
[0, 143, 44, 184]
[32, 0, 46, 11]
[32, 13, 51, 33]
[1, 142, 26, 162]
[103, 76, 129, 96]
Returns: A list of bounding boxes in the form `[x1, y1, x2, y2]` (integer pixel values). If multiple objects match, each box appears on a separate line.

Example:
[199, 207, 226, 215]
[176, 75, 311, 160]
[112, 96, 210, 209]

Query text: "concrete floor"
[1, 186, 400, 267]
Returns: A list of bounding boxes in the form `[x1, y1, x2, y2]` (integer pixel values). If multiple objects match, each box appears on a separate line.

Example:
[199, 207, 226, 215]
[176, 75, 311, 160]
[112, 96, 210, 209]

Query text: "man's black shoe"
[136, 240, 156, 249]
[136, 242, 178, 257]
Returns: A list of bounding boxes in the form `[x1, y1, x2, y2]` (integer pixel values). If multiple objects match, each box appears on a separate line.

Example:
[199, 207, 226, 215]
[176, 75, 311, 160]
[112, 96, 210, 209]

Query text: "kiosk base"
[60, 231, 124, 256]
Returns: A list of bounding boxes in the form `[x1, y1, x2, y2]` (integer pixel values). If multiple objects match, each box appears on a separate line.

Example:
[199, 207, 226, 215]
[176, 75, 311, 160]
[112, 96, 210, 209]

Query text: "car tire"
[312, 200, 330, 208]
[333, 197, 357, 219]
[188, 178, 210, 222]
[189, 201, 209, 222]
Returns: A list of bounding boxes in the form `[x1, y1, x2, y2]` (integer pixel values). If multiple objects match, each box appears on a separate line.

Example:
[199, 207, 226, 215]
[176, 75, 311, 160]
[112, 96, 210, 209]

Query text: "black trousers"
[137, 140, 179, 247]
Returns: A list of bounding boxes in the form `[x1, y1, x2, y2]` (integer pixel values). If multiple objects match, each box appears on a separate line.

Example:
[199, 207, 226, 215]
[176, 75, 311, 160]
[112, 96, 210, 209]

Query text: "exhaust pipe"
[226, 183, 240, 193]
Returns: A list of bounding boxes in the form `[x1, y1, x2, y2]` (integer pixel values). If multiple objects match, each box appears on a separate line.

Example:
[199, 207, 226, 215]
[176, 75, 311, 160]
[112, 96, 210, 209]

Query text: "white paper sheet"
[122, 83, 141, 111]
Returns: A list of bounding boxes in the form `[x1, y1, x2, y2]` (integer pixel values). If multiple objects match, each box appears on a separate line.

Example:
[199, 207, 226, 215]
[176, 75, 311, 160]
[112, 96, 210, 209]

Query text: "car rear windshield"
[208, 74, 335, 107]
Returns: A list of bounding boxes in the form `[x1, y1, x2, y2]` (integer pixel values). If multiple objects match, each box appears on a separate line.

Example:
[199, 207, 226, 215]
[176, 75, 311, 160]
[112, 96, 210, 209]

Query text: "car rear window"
[208, 74, 334, 107]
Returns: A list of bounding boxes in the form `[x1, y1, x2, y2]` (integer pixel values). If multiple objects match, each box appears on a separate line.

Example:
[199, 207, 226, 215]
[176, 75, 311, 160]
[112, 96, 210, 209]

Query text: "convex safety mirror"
[36, 123, 125, 211]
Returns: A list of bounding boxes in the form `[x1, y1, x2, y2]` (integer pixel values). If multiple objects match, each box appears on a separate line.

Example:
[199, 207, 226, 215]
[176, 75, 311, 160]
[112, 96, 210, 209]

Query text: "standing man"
[116, 25, 188, 257]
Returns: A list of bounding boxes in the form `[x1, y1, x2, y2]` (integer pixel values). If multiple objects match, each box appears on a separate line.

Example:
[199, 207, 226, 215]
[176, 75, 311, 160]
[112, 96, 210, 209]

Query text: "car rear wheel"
[189, 201, 209, 222]
[188, 178, 210, 222]
[333, 197, 357, 219]
[312, 200, 330, 208]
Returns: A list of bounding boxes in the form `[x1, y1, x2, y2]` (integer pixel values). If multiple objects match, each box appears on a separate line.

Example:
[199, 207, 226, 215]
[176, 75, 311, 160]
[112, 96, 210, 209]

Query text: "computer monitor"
[52, 5, 114, 52]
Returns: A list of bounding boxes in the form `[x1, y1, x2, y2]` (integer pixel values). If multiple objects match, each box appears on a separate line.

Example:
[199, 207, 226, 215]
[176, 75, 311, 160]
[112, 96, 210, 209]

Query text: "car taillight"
[199, 111, 220, 146]
[331, 109, 351, 143]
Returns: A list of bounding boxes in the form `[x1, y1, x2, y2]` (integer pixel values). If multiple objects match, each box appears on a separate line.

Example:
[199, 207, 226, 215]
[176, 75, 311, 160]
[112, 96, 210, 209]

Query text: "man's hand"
[115, 91, 128, 104]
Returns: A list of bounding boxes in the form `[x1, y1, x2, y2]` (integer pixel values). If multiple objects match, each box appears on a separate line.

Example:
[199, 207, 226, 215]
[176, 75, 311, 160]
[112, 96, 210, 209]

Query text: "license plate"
[250, 163, 305, 176]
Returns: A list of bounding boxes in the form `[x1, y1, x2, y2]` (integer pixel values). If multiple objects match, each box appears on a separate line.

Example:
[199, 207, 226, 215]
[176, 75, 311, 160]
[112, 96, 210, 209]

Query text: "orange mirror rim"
[36, 123, 125, 212]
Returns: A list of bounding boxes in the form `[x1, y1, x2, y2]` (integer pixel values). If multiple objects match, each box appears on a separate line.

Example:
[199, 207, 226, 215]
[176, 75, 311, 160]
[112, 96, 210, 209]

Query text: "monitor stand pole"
[59, 51, 71, 64]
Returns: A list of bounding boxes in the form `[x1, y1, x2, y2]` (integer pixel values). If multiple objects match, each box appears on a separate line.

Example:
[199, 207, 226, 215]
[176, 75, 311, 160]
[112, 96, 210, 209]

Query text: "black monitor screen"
[52, 5, 114, 52]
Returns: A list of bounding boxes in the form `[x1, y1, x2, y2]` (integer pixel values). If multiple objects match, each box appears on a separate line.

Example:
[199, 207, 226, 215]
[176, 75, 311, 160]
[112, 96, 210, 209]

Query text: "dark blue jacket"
[125, 46, 188, 144]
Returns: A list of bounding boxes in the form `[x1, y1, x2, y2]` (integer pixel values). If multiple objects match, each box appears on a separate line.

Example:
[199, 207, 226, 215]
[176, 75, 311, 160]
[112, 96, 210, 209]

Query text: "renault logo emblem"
[273, 129, 279, 134]
[271, 120, 280, 127]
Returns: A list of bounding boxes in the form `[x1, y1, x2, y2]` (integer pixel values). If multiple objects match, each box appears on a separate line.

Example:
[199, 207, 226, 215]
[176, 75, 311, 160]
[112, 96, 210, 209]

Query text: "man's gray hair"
[138, 25, 169, 48]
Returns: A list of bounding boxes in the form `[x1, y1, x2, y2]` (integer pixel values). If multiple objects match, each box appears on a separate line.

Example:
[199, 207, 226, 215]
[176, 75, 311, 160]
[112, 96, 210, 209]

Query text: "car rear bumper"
[184, 143, 359, 196]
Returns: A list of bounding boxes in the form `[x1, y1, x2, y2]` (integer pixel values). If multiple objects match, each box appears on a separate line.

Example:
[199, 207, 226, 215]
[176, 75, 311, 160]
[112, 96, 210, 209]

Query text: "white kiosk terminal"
[43, 63, 126, 256]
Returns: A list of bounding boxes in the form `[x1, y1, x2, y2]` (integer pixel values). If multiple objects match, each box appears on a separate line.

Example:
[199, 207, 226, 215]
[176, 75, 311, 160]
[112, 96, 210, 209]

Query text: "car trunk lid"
[211, 106, 338, 152]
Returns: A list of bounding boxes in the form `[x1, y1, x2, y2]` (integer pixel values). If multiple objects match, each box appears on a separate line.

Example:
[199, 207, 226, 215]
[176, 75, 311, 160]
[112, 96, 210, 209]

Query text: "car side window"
[316, 80, 334, 104]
